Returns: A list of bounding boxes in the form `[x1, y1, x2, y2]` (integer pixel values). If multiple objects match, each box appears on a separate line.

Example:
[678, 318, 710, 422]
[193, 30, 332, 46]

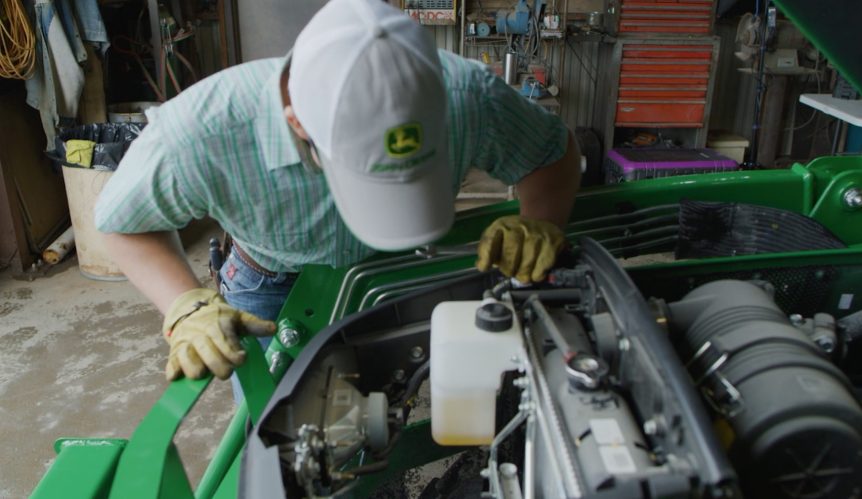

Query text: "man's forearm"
[102, 231, 202, 313]
[516, 131, 581, 228]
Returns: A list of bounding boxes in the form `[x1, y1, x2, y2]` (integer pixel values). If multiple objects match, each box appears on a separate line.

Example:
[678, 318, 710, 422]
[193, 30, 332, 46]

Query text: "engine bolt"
[815, 337, 835, 354]
[789, 314, 804, 326]
[268, 352, 287, 374]
[843, 187, 862, 209]
[392, 369, 406, 382]
[643, 418, 661, 436]
[618, 338, 631, 352]
[643, 420, 657, 435]
[276, 319, 303, 348]
[409, 346, 424, 360]
[518, 402, 536, 411]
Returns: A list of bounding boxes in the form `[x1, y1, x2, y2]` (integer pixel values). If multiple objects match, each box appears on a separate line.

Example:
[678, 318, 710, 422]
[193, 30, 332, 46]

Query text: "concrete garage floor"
[0, 220, 233, 498]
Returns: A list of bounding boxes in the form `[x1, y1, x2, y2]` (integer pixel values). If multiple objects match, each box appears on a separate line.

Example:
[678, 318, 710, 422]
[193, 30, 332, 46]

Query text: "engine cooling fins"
[676, 200, 847, 258]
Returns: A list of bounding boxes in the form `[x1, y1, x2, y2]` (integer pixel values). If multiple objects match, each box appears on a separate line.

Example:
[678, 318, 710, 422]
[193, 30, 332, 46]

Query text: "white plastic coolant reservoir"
[430, 299, 525, 445]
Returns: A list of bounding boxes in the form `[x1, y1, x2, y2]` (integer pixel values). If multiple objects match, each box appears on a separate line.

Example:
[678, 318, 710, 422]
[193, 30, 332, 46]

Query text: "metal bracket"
[687, 341, 743, 417]
[688, 341, 730, 387]
[701, 372, 745, 419]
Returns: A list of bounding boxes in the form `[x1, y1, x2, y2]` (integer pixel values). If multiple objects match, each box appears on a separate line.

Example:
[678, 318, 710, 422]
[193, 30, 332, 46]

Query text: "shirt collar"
[255, 51, 301, 171]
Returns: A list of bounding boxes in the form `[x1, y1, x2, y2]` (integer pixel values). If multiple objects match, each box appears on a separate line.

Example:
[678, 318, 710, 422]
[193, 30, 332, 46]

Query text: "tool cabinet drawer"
[615, 100, 705, 126]
[620, 74, 710, 86]
[622, 44, 714, 60]
[620, 44, 713, 77]
[620, 19, 711, 34]
[619, 0, 714, 34]
[618, 86, 707, 99]
[621, 60, 711, 74]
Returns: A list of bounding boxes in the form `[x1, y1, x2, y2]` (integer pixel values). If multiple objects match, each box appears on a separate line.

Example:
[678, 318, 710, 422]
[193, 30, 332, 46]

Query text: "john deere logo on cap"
[385, 123, 422, 158]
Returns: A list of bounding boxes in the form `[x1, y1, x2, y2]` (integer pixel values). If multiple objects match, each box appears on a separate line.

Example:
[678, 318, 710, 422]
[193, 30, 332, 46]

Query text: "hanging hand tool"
[209, 237, 224, 288]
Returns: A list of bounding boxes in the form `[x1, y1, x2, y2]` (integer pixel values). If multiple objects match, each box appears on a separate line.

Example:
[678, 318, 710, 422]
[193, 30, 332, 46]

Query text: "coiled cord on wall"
[0, 0, 35, 79]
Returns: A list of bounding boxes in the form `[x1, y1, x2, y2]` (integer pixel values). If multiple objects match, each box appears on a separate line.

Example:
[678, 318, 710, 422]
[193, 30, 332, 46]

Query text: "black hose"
[509, 288, 583, 304]
[398, 359, 430, 406]
[346, 459, 390, 476]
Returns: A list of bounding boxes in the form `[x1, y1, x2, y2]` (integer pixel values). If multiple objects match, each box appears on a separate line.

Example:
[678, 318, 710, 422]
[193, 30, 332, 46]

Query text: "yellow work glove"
[476, 215, 565, 283]
[162, 288, 275, 381]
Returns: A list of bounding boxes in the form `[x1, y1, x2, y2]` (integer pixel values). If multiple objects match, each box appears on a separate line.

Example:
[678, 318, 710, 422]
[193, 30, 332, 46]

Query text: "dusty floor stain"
[92, 301, 114, 315]
[0, 220, 233, 497]
[0, 301, 21, 317]
[0, 326, 38, 346]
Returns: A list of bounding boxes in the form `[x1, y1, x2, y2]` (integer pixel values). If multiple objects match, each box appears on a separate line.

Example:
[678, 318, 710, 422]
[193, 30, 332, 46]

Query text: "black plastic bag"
[51, 123, 145, 171]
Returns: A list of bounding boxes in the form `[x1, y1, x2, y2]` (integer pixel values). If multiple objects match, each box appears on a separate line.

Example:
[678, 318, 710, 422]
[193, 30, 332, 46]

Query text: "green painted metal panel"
[108, 377, 211, 499]
[573, 169, 808, 219]
[773, 0, 862, 93]
[31, 439, 127, 499]
[232, 337, 276, 427]
[195, 406, 249, 499]
[211, 451, 242, 499]
[277, 266, 349, 335]
[160, 444, 195, 499]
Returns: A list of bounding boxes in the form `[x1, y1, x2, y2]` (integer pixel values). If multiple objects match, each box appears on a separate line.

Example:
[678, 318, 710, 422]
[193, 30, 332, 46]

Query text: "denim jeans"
[218, 247, 297, 401]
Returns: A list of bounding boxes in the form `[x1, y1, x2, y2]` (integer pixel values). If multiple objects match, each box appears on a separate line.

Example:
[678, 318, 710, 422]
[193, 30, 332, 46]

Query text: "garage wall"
[235, 2, 598, 133]
[237, 0, 328, 61]
[557, 40, 600, 129]
[0, 165, 21, 270]
[0, 84, 69, 271]
[709, 20, 757, 141]
[428, 23, 599, 132]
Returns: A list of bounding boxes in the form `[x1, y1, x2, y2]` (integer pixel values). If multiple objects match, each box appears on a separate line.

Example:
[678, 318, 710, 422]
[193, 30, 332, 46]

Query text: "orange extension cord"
[0, 0, 35, 79]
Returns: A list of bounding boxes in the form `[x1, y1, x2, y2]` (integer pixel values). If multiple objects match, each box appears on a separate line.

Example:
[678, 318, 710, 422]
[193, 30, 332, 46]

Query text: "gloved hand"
[476, 215, 565, 283]
[162, 288, 275, 381]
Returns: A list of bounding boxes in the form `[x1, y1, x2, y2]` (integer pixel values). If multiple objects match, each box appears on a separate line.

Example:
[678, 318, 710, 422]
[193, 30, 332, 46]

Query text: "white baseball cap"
[288, 0, 454, 251]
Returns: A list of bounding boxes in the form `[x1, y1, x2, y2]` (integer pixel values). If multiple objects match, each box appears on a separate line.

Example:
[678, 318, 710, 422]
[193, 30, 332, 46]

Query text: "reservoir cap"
[475, 302, 513, 332]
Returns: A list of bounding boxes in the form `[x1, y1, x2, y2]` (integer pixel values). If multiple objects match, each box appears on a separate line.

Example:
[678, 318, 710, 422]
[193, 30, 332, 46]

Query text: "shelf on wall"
[800, 93, 862, 127]
[465, 35, 509, 41]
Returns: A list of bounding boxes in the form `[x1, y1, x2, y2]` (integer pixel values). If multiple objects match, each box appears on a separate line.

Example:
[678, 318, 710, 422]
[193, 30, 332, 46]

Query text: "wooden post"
[77, 44, 107, 125]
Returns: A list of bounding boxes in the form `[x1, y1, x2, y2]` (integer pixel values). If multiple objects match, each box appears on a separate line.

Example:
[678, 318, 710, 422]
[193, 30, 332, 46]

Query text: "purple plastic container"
[604, 148, 738, 183]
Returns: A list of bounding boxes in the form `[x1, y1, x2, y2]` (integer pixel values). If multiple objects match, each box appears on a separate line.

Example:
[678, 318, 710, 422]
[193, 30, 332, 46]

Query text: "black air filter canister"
[671, 280, 862, 499]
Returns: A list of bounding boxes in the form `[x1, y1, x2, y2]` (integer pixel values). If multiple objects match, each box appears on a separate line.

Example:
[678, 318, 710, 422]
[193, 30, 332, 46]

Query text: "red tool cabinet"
[594, 0, 720, 151]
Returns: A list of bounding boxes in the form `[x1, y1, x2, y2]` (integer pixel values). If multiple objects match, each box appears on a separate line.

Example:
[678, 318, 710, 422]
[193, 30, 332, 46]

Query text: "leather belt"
[231, 241, 278, 278]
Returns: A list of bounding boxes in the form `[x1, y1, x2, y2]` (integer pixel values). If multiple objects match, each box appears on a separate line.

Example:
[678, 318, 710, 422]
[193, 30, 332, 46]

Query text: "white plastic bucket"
[61, 166, 125, 281]
[107, 101, 159, 124]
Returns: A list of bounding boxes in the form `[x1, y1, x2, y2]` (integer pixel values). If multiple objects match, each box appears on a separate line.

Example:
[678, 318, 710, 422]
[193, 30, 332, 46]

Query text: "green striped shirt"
[94, 50, 568, 272]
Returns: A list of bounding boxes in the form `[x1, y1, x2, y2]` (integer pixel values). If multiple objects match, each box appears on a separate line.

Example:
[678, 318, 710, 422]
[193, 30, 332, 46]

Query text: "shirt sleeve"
[94, 124, 208, 233]
[472, 69, 569, 186]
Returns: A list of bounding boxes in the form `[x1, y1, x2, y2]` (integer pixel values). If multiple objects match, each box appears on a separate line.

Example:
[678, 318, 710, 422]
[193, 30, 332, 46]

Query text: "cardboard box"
[707, 132, 750, 165]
